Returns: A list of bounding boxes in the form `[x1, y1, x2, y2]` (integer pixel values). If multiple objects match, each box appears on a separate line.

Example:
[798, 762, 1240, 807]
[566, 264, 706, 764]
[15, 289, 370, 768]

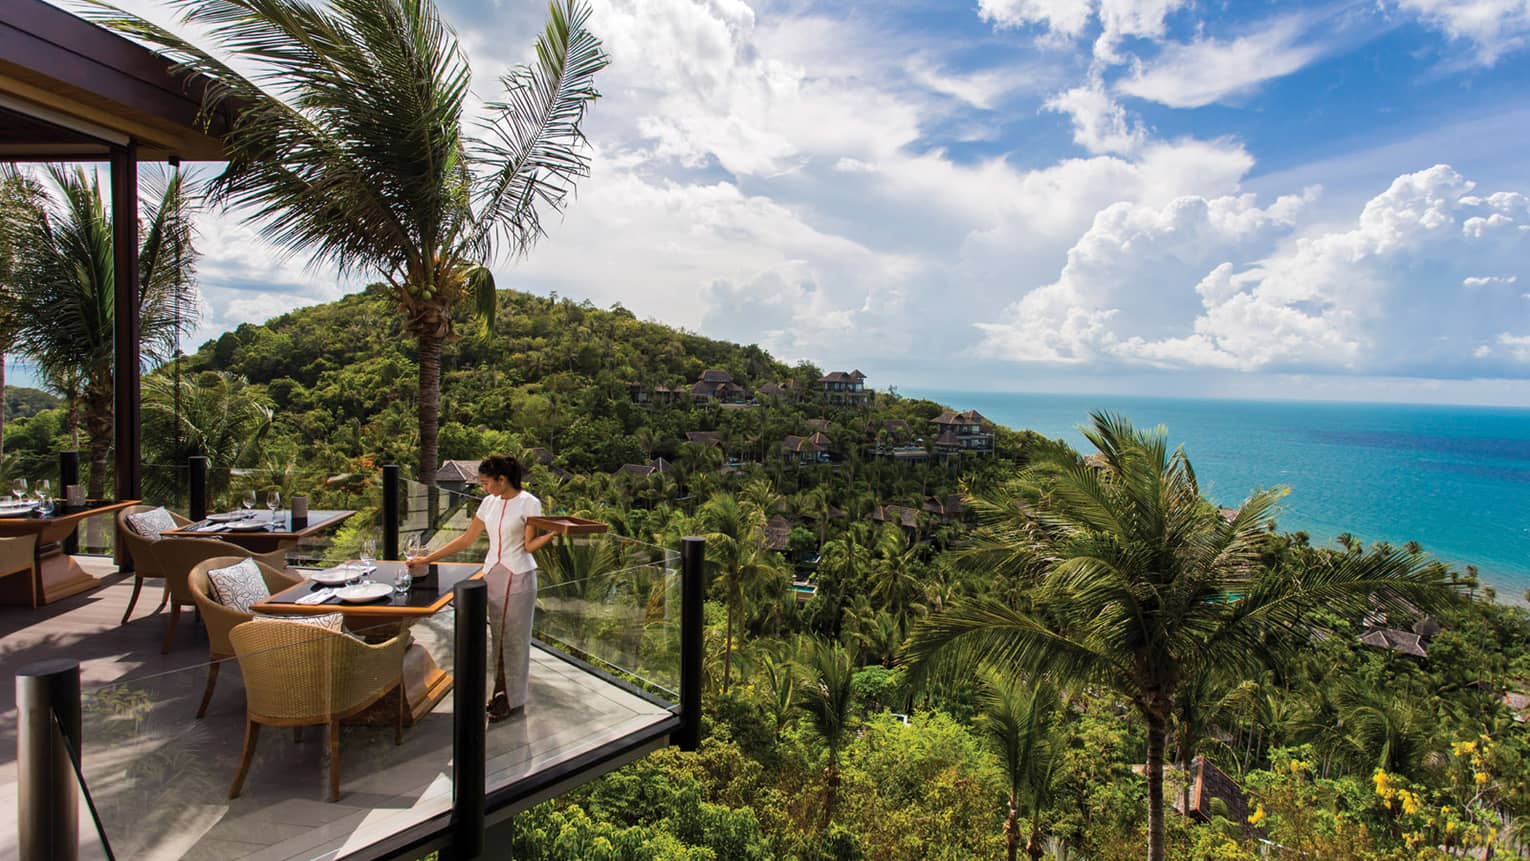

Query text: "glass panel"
[76, 610, 455, 859]
[532, 533, 682, 701]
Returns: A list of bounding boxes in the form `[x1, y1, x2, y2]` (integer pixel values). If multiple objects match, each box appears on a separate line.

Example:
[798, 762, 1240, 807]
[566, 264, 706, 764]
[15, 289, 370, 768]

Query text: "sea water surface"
[907, 390, 1530, 600]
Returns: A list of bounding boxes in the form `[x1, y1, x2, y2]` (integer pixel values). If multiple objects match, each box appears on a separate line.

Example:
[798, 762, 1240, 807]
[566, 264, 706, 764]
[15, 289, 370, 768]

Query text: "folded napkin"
[193, 521, 229, 532]
[295, 588, 339, 605]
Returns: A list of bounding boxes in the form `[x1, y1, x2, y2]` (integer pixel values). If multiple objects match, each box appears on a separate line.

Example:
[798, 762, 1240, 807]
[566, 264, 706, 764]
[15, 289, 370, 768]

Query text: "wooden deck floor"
[0, 558, 675, 861]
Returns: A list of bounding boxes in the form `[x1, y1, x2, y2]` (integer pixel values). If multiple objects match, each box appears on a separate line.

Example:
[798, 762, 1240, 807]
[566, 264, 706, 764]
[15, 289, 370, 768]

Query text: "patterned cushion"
[125, 507, 177, 540]
[254, 612, 344, 631]
[206, 558, 270, 614]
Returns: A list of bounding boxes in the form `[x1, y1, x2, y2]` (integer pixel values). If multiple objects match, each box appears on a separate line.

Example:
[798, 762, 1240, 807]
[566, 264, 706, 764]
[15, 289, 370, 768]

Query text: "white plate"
[335, 582, 392, 603]
[308, 568, 358, 586]
[208, 512, 253, 522]
[0, 502, 38, 515]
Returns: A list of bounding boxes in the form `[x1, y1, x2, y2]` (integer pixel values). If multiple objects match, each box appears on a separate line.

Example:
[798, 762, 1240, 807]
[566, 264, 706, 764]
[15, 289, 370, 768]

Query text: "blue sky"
[29, 0, 1530, 405]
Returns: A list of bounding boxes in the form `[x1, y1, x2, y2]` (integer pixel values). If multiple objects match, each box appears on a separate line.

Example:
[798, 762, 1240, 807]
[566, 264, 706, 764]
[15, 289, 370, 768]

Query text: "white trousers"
[485, 564, 537, 710]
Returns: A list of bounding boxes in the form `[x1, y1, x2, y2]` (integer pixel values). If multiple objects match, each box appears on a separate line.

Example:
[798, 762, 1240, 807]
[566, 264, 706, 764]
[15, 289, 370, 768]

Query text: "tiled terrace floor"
[0, 559, 673, 861]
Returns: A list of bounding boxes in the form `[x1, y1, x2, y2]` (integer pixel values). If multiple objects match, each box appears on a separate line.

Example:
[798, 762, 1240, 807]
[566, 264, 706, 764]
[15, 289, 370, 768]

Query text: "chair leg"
[229, 719, 260, 799]
[395, 685, 405, 746]
[196, 662, 220, 719]
[153, 582, 169, 614]
[120, 574, 144, 625]
[160, 604, 181, 654]
[327, 718, 341, 802]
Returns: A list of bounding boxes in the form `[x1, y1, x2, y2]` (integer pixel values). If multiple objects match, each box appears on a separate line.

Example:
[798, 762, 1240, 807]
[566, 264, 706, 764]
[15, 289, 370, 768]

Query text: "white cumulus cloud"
[977, 165, 1530, 375]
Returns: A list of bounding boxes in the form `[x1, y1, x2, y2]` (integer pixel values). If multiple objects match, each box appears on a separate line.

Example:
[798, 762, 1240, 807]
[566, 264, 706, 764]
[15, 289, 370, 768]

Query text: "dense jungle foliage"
[6, 288, 1528, 859]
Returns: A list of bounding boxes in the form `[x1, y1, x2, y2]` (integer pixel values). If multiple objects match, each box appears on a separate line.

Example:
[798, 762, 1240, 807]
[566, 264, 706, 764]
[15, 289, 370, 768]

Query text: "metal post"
[452, 579, 486, 859]
[675, 536, 705, 751]
[110, 142, 142, 504]
[188, 456, 208, 522]
[59, 452, 80, 555]
[381, 464, 400, 562]
[17, 659, 81, 861]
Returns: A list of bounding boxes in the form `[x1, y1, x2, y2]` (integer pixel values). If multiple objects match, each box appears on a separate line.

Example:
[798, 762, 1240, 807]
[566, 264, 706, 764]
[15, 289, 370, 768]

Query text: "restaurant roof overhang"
[0, 0, 230, 162]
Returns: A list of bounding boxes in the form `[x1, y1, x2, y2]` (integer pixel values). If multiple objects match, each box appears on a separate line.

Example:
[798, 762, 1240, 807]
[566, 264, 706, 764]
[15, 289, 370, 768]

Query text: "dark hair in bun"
[477, 455, 523, 490]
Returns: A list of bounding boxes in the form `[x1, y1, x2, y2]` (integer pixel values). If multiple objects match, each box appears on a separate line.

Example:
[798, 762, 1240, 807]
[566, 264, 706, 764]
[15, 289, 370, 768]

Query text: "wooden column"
[110, 142, 141, 502]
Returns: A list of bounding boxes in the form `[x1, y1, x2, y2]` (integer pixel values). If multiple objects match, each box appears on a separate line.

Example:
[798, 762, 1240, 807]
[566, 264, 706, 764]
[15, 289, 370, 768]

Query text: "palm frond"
[468, 0, 609, 258]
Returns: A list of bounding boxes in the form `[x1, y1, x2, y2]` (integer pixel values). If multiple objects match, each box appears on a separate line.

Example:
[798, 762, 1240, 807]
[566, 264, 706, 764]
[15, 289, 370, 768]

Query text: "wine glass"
[241, 490, 256, 517]
[33, 479, 50, 502]
[266, 490, 281, 527]
[405, 534, 422, 562]
[359, 538, 376, 575]
[11, 478, 27, 503]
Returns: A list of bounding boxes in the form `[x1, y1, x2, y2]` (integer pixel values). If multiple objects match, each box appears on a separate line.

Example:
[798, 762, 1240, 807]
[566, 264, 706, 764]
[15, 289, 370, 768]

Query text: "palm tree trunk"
[416, 330, 443, 482]
[1146, 707, 1169, 861]
[1025, 806, 1045, 861]
[1004, 800, 1019, 861]
[722, 592, 735, 693]
[84, 375, 113, 498]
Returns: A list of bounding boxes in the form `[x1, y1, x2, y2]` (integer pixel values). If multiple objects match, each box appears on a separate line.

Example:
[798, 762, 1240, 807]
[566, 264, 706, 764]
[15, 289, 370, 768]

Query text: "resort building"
[755, 381, 800, 402]
[782, 432, 834, 465]
[817, 370, 870, 406]
[930, 409, 995, 455]
[690, 369, 744, 403]
[869, 504, 922, 532]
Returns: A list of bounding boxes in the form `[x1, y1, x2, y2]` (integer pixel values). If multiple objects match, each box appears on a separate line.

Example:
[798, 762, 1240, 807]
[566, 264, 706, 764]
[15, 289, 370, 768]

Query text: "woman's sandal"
[487, 693, 522, 722]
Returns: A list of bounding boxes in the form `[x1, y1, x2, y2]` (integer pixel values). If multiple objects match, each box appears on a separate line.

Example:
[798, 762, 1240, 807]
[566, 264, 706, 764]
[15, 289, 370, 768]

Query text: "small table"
[253, 561, 482, 723]
[161, 509, 356, 554]
[0, 499, 139, 606]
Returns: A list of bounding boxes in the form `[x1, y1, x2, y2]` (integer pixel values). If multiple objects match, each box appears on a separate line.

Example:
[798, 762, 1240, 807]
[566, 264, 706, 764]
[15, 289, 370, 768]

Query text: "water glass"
[38, 496, 54, 516]
[393, 569, 412, 595]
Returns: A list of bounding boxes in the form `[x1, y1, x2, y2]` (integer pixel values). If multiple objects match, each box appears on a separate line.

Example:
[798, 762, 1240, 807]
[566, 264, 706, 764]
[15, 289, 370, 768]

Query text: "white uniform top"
[475, 491, 542, 573]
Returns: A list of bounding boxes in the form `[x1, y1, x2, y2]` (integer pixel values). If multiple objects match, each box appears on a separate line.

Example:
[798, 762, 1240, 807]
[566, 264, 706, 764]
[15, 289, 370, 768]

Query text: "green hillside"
[177, 285, 1059, 481]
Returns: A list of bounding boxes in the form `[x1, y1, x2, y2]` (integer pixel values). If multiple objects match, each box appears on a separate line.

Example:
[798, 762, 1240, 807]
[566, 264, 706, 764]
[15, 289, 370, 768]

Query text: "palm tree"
[698, 492, 782, 693]
[0, 166, 197, 496]
[978, 675, 1064, 861]
[797, 637, 856, 829]
[904, 412, 1451, 861]
[141, 371, 274, 503]
[93, 0, 610, 483]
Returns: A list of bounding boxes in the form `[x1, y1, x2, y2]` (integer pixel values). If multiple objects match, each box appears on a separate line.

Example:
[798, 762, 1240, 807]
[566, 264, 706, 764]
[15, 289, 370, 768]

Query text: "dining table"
[252, 560, 482, 724]
[0, 499, 140, 607]
[161, 508, 357, 554]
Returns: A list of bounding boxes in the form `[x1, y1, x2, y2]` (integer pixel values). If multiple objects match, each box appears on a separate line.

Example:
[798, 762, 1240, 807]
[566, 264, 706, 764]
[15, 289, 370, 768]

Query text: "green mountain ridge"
[179, 285, 1053, 477]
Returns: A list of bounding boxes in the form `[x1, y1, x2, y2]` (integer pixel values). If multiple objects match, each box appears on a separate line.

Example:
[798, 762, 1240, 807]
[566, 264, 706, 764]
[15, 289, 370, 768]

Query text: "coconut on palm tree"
[904, 412, 1452, 861]
[0, 166, 198, 496]
[91, 0, 609, 482]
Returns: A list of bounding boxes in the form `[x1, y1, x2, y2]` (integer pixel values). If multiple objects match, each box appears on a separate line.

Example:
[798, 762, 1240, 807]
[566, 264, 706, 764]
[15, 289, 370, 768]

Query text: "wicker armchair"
[0, 534, 37, 607]
[188, 556, 301, 718]
[115, 504, 190, 625]
[152, 538, 287, 654]
[228, 619, 407, 802]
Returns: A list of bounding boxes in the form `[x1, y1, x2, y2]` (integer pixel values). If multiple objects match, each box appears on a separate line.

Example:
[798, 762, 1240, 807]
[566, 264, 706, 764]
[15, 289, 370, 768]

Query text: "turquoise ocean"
[906, 390, 1530, 601]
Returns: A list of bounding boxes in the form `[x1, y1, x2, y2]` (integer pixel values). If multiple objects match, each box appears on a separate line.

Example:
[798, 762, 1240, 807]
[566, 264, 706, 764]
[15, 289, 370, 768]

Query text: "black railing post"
[675, 536, 705, 751]
[188, 456, 209, 522]
[452, 579, 486, 859]
[382, 464, 400, 562]
[59, 452, 80, 555]
[17, 659, 81, 861]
